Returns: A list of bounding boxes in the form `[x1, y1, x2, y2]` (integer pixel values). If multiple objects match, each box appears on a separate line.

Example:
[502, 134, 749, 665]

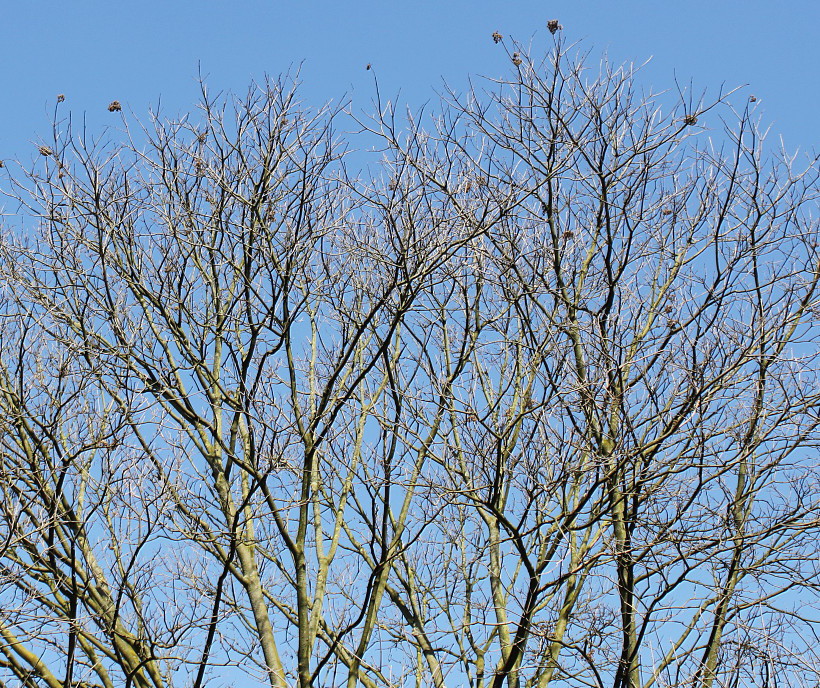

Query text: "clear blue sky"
[1, 1, 817, 160]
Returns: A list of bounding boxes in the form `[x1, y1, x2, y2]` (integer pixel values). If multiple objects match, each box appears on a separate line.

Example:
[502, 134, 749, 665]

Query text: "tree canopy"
[1, 42, 819, 688]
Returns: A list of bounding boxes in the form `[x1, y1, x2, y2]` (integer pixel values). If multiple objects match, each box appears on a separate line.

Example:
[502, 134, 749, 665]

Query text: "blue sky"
[1, 1, 817, 161]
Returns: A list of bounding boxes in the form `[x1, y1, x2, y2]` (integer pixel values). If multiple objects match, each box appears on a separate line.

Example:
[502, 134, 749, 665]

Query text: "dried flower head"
[38, 145, 53, 157]
[749, 95, 757, 102]
[0, 160, 4, 168]
[57, 94, 65, 103]
[512, 52, 522, 66]
[108, 100, 122, 112]
[492, 31, 503, 43]
[661, 208, 673, 216]
[547, 19, 562, 34]
[562, 230, 574, 239]
[683, 114, 698, 126]
[197, 131, 208, 143]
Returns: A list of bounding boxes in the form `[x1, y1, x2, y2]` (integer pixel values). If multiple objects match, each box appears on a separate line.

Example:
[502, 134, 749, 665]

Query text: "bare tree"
[1, 39, 819, 688]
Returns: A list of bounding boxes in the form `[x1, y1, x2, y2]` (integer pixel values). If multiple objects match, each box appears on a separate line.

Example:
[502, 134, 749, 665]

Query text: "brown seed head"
[661, 208, 673, 216]
[38, 145, 53, 157]
[108, 100, 122, 112]
[492, 31, 503, 43]
[547, 19, 562, 34]
[749, 95, 757, 102]
[366, 63, 371, 70]
[683, 114, 698, 126]
[57, 94, 65, 103]
[512, 52, 522, 66]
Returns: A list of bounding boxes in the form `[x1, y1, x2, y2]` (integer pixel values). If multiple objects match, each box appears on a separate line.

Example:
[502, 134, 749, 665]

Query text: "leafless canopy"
[1, 42, 819, 688]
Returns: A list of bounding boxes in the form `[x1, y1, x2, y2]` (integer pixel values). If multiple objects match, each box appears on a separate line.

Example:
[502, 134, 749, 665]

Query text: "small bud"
[366, 63, 371, 71]
[492, 31, 503, 43]
[547, 19, 562, 34]
[57, 94, 65, 103]
[0, 160, 4, 168]
[108, 100, 122, 112]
